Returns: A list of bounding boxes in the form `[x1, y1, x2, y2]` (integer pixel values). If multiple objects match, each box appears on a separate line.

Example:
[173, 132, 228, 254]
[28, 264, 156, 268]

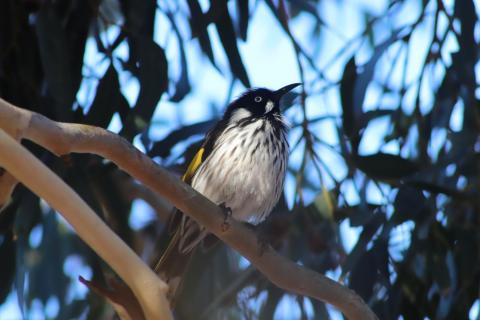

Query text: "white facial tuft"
[265, 100, 274, 114]
[229, 108, 252, 124]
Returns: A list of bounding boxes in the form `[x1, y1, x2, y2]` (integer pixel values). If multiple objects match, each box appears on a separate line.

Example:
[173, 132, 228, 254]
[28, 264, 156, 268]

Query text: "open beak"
[273, 83, 302, 100]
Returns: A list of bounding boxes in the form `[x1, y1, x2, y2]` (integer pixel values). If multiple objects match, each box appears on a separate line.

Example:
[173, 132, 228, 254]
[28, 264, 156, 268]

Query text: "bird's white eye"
[254, 96, 262, 103]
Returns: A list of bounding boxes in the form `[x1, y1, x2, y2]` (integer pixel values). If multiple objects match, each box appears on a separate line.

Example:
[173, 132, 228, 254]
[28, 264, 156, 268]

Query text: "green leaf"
[313, 187, 335, 221]
[354, 152, 419, 180]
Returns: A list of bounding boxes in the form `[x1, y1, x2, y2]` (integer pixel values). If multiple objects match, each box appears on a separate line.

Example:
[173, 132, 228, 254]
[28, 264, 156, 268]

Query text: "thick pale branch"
[0, 98, 377, 320]
[0, 127, 172, 320]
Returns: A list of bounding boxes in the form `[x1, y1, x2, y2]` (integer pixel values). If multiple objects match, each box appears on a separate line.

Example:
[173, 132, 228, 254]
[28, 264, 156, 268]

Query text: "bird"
[153, 83, 300, 303]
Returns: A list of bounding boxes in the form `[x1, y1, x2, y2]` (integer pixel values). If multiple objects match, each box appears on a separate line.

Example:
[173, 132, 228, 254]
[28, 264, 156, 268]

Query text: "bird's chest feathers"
[191, 118, 287, 223]
[214, 119, 285, 182]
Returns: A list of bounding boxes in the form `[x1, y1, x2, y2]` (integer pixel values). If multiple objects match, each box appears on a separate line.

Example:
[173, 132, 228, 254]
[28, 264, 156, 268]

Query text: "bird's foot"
[219, 202, 232, 232]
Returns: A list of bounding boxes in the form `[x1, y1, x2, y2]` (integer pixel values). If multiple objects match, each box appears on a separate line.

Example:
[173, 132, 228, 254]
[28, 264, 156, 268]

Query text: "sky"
[1, 0, 479, 319]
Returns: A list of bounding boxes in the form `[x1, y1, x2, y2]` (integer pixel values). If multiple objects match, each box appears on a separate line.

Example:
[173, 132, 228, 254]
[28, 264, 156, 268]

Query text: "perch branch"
[0, 98, 377, 320]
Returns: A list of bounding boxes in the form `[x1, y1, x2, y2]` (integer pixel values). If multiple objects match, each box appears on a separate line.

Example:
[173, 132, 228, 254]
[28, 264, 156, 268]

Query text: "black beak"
[273, 83, 301, 100]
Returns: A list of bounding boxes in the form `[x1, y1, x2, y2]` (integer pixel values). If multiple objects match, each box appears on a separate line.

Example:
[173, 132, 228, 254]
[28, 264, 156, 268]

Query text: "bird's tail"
[152, 213, 207, 305]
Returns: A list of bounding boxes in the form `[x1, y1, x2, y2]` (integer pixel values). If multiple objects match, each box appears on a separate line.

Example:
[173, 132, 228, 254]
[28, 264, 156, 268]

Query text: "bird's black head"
[225, 83, 301, 121]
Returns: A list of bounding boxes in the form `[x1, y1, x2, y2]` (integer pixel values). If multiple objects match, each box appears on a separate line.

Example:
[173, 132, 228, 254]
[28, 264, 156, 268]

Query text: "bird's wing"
[166, 120, 224, 234]
[181, 147, 205, 184]
[181, 114, 228, 180]
[180, 117, 226, 184]
[152, 122, 225, 304]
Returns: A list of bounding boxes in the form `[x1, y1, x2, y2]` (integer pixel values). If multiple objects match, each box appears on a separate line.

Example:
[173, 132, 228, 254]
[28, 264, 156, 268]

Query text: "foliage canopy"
[0, 0, 479, 319]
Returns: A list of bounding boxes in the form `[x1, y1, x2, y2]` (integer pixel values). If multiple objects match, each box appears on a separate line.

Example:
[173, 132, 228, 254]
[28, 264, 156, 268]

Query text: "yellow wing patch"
[182, 147, 205, 183]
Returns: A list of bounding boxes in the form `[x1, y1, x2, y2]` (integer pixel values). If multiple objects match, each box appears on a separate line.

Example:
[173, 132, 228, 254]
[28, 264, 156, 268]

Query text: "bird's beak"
[273, 83, 302, 100]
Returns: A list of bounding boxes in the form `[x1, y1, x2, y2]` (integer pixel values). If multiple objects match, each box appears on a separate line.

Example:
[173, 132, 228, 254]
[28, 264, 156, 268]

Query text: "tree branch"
[0, 98, 377, 320]
[0, 105, 172, 320]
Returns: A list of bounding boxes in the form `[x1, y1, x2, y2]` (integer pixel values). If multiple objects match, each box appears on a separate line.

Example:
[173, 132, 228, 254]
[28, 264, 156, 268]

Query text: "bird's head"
[225, 83, 301, 122]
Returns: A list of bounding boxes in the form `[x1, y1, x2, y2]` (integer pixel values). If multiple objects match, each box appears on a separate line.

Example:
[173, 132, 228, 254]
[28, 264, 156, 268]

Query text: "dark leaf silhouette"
[342, 211, 386, 275]
[213, 0, 251, 87]
[27, 211, 69, 306]
[121, 0, 156, 38]
[166, 12, 191, 102]
[357, 110, 395, 132]
[429, 56, 460, 130]
[340, 56, 357, 139]
[354, 153, 419, 180]
[0, 233, 15, 304]
[236, 0, 249, 40]
[36, 7, 77, 119]
[392, 186, 426, 225]
[86, 64, 130, 128]
[148, 119, 217, 159]
[64, 1, 92, 98]
[455, 0, 477, 66]
[121, 36, 168, 139]
[353, 30, 401, 122]
[187, 0, 217, 67]
[349, 240, 388, 301]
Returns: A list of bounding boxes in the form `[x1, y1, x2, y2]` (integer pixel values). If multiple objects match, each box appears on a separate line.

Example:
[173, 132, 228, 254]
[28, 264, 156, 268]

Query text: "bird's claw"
[219, 202, 232, 232]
